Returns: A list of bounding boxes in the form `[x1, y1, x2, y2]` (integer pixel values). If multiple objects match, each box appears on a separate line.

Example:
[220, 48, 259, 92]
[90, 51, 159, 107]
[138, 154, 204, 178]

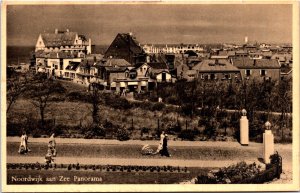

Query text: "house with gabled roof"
[231, 58, 281, 81]
[104, 33, 147, 65]
[145, 62, 173, 83]
[193, 59, 241, 81]
[35, 29, 92, 54]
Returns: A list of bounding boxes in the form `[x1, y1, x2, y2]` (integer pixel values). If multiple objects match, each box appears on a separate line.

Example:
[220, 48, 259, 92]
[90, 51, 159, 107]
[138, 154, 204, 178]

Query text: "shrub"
[165, 95, 179, 105]
[181, 104, 193, 116]
[198, 116, 209, 127]
[116, 128, 130, 141]
[197, 161, 261, 184]
[178, 129, 199, 141]
[66, 91, 88, 102]
[203, 118, 218, 139]
[83, 125, 106, 139]
[151, 102, 166, 111]
[167, 122, 182, 134]
[105, 95, 132, 110]
[140, 127, 150, 136]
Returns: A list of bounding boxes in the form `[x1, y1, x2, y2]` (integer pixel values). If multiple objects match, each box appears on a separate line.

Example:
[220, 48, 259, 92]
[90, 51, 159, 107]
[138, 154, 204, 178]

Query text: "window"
[55, 65, 58, 70]
[60, 59, 63, 70]
[65, 72, 69, 77]
[245, 70, 251, 76]
[140, 68, 142, 72]
[260, 69, 266, 76]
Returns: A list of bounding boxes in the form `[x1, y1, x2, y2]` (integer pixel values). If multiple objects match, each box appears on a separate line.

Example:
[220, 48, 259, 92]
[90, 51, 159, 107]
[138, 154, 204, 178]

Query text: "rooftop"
[193, 59, 240, 72]
[232, 58, 281, 69]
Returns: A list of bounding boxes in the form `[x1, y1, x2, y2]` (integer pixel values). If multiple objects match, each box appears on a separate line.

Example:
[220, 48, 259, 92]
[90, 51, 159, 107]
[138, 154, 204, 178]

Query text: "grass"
[7, 142, 262, 160]
[7, 80, 292, 142]
[7, 167, 211, 184]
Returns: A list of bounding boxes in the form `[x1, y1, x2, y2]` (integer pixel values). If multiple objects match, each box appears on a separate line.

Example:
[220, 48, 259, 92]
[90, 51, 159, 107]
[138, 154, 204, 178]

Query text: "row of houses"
[34, 29, 290, 93]
[178, 58, 282, 82]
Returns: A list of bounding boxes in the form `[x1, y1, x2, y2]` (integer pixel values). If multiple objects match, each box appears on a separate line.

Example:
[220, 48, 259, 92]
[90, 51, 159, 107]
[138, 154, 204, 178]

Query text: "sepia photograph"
[1, 1, 299, 192]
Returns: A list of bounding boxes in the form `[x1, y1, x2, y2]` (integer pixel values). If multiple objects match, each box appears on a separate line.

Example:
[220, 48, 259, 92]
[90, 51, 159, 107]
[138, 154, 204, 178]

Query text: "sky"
[7, 4, 292, 46]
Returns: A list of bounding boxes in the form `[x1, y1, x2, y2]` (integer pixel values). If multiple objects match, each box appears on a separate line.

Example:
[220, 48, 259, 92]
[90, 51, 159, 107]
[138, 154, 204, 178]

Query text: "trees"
[28, 74, 65, 129]
[7, 74, 29, 113]
[87, 83, 103, 125]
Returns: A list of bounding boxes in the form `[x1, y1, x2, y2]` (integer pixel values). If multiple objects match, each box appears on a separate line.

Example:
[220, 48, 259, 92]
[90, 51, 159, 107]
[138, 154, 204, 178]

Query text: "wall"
[198, 72, 242, 81]
[47, 58, 60, 76]
[137, 63, 149, 77]
[239, 68, 281, 81]
[109, 72, 127, 83]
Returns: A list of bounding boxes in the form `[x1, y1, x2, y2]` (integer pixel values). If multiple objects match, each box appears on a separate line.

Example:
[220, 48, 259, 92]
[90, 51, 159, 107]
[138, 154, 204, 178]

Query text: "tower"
[245, 36, 248, 44]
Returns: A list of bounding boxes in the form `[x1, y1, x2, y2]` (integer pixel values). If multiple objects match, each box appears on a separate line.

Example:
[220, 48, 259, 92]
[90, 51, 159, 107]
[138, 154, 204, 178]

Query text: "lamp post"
[263, 121, 274, 164]
[240, 109, 249, 146]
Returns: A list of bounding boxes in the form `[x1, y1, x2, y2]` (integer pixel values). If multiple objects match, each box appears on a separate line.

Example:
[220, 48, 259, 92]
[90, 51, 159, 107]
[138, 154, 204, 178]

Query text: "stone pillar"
[263, 121, 274, 164]
[240, 109, 249, 146]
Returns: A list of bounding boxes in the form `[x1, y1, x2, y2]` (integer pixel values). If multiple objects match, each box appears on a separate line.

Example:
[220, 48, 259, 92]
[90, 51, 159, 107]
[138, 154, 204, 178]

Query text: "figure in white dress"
[153, 131, 165, 154]
[48, 133, 57, 157]
[18, 131, 29, 154]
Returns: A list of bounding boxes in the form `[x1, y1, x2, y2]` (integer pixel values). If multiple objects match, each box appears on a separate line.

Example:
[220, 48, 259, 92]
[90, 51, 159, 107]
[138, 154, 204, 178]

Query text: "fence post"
[240, 109, 249, 146]
[263, 121, 274, 164]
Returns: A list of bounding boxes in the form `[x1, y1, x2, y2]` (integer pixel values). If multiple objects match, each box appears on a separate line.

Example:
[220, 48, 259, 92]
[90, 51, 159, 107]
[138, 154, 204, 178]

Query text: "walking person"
[18, 131, 29, 154]
[160, 134, 170, 157]
[48, 133, 57, 157]
[153, 131, 165, 155]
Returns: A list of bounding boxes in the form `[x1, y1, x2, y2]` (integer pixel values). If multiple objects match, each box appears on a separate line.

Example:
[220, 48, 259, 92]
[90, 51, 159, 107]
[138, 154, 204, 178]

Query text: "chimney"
[55, 29, 58, 34]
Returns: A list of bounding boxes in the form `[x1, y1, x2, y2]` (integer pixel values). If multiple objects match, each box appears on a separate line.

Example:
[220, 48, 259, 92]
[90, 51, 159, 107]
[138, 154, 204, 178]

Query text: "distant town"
[8, 29, 292, 92]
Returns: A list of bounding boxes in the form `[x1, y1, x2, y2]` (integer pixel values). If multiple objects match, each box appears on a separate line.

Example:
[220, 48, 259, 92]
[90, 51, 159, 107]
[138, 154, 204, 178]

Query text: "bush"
[198, 116, 209, 127]
[116, 128, 130, 141]
[66, 91, 88, 102]
[151, 102, 166, 111]
[181, 104, 193, 116]
[167, 120, 182, 134]
[105, 95, 132, 110]
[140, 127, 150, 136]
[83, 125, 106, 139]
[203, 118, 218, 139]
[178, 129, 199, 141]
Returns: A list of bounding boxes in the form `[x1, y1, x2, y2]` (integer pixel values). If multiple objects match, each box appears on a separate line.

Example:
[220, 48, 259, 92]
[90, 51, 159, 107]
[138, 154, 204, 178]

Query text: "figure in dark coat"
[160, 134, 170, 157]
